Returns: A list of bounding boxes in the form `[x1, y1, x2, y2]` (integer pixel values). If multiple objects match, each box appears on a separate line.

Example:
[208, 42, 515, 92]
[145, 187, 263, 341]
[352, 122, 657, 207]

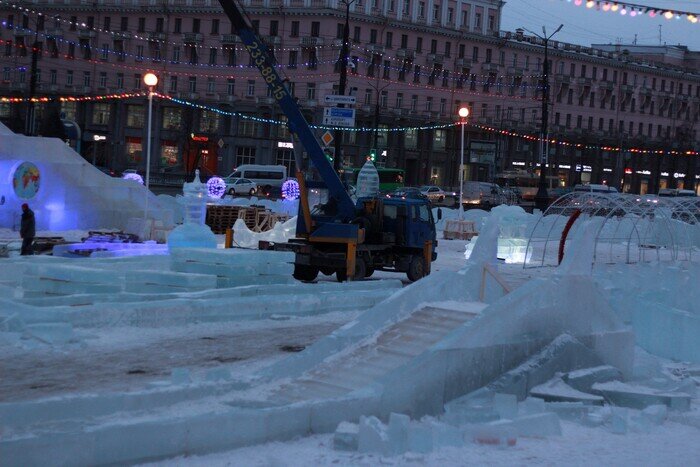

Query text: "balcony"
[507, 66, 524, 76]
[256, 96, 276, 106]
[366, 44, 386, 55]
[263, 35, 281, 46]
[620, 84, 634, 93]
[598, 81, 614, 91]
[13, 28, 32, 38]
[221, 34, 240, 45]
[178, 92, 200, 100]
[78, 29, 96, 39]
[554, 75, 571, 85]
[148, 32, 166, 41]
[361, 104, 373, 113]
[481, 62, 500, 73]
[10, 82, 27, 91]
[112, 31, 132, 40]
[300, 36, 324, 47]
[300, 98, 318, 107]
[331, 38, 344, 49]
[81, 86, 92, 94]
[225, 95, 237, 103]
[45, 27, 64, 38]
[454, 58, 471, 68]
[576, 77, 592, 87]
[392, 108, 407, 116]
[182, 32, 203, 43]
[426, 53, 444, 65]
[396, 48, 415, 60]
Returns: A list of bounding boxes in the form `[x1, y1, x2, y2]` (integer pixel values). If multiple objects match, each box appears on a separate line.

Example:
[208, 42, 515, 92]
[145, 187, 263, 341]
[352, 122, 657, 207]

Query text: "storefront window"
[162, 108, 183, 130]
[276, 148, 296, 175]
[126, 105, 145, 127]
[433, 129, 446, 150]
[160, 140, 179, 166]
[199, 110, 219, 133]
[61, 101, 77, 120]
[405, 129, 417, 149]
[126, 137, 142, 164]
[92, 103, 111, 125]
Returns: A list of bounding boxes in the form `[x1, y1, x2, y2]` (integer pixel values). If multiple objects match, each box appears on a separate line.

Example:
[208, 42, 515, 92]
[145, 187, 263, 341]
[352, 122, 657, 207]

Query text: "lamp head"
[143, 73, 158, 87]
[458, 107, 470, 118]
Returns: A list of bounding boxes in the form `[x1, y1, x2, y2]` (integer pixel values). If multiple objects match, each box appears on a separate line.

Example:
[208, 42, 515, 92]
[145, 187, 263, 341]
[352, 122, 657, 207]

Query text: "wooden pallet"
[443, 220, 478, 240]
[206, 205, 287, 234]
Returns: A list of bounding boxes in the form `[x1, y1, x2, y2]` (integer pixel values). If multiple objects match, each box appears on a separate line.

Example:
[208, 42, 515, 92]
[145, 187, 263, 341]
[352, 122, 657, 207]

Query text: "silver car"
[226, 178, 257, 196]
[420, 185, 446, 201]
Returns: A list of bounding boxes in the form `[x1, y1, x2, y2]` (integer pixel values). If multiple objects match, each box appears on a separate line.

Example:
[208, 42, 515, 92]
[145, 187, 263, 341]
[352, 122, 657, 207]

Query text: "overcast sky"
[501, 0, 700, 50]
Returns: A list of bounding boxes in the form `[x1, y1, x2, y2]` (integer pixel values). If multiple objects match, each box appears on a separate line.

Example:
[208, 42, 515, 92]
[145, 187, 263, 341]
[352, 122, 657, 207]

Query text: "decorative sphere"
[123, 172, 144, 185]
[206, 176, 227, 199]
[143, 72, 158, 87]
[458, 107, 470, 118]
[281, 179, 301, 200]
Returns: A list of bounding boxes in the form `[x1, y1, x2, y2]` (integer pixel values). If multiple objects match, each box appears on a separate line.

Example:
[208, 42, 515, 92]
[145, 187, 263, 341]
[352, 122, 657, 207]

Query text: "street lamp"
[525, 24, 563, 213]
[143, 73, 158, 191]
[458, 106, 470, 220]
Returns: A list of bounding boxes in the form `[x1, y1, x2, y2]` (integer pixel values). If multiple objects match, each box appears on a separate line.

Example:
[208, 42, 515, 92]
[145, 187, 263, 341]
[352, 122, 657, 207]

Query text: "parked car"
[226, 178, 258, 196]
[419, 185, 447, 202]
[386, 187, 427, 200]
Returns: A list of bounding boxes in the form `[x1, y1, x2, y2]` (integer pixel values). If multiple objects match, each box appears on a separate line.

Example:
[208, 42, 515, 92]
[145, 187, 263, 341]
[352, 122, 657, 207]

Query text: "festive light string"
[1, 91, 696, 156]
[565, 0, 699, 23]
[0, 0, 345, 51]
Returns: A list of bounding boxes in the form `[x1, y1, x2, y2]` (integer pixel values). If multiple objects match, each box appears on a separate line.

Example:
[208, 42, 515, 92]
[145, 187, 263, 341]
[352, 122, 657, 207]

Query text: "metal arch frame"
[523, 192, 700, 268]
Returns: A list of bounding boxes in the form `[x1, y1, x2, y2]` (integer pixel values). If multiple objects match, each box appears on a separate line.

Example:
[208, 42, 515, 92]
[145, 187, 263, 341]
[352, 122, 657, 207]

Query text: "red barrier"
[558, 209, 582, 265]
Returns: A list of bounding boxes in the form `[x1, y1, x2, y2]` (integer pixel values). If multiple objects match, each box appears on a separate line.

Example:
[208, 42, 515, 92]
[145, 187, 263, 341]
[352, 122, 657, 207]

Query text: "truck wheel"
[293, 264, 318, 282]
[337, 258, 366, 282]
[406, 255, 426, 282]
[365, 267, 375, 278]
[320, 267, 335, 276]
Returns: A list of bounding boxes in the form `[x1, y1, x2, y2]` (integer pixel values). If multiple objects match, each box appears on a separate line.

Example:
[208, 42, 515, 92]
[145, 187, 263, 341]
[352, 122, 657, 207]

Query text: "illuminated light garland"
[0, 92, 146, 103]
[123, 172, 144, 184]
[0, 0, 345, 52]
[1, 90, 696, 156]
[561, 0, 700, 23]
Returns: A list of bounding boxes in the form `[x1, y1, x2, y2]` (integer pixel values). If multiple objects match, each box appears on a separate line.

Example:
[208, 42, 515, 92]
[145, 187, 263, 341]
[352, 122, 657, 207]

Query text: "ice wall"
[0, 123, 173, 231]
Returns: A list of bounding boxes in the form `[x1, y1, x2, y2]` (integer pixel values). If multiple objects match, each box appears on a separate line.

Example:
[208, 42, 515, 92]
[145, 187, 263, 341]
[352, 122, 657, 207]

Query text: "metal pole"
[146, 89, 153, 189]
[333, 0, 352, 173]
[534, 36, 550, 212]
[459, 119, 465, 220]
[25, 31, 39, 136]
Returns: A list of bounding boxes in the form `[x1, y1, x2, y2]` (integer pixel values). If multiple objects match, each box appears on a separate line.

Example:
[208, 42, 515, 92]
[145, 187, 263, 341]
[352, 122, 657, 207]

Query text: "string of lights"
[564, 0, 699, 23]
[1, 91, 696, 156]
[0, 0, 346, 51]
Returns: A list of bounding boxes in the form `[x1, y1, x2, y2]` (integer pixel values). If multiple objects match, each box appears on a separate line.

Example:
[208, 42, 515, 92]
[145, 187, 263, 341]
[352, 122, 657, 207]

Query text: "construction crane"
[217, 0, 439, 281]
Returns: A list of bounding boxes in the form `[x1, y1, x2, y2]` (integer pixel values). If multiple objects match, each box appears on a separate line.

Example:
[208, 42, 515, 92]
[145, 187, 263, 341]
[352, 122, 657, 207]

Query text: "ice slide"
[0, 123, 175, 232]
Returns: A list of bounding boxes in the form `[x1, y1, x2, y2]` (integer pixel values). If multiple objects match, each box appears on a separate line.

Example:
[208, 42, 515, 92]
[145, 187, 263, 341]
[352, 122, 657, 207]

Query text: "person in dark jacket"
[20, 203, 36, 255]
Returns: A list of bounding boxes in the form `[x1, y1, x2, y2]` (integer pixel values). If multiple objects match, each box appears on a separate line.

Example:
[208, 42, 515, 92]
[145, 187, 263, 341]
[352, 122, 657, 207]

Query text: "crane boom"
[216, 0, 355, 219]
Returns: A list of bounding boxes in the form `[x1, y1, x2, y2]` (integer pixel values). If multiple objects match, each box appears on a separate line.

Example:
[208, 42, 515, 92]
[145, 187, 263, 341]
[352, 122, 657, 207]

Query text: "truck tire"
[364, 267, 375, 278]
[336, 258, 366, 282]
[293, 264, 318, 282]
[406, 255, 426, 282]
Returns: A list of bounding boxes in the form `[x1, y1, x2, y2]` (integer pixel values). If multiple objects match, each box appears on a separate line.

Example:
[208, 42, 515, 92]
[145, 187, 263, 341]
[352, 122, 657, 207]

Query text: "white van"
[223, 164, 287, 194]
[573, 184, 619, 194]
[461, 181, 504, 209]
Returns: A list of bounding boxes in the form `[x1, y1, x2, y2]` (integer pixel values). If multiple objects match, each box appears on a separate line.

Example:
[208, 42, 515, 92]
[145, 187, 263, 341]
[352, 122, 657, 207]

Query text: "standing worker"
[20, 203, 36, 256]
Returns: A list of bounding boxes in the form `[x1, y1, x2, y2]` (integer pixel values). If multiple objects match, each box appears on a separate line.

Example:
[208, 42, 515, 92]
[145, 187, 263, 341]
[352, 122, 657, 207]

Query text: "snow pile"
[232, 216, 297, 249]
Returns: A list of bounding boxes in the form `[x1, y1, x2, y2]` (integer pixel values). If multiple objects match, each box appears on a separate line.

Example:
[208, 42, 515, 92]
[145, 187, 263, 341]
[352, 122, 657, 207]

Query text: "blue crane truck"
[216, 0, 440, 281]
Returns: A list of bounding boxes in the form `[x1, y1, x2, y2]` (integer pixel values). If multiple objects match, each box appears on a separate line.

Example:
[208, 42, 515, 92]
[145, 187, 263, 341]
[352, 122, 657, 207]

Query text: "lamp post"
[458, 106, 470, 220]
[143, 72, 158, 220]
[333, 0, 356, 173]
[525, 24, 563, 213]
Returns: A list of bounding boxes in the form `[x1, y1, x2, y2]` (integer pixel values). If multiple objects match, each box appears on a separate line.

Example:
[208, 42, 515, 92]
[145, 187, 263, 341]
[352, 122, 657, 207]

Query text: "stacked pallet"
[206, 205, 290, 234]
[443, 219, 478, 240]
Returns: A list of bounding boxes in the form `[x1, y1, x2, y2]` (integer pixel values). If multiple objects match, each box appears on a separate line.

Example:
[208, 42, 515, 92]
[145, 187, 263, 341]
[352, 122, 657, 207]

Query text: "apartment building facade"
[1, 0, 698, 193]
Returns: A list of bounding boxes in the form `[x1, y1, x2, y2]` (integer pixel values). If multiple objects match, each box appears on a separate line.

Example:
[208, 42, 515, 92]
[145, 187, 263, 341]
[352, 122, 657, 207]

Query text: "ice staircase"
[267, 304, 484, 405]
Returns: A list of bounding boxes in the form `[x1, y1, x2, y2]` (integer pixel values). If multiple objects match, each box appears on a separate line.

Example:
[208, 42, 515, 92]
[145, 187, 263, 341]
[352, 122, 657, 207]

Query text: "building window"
[239, 118, 256, 137]
[162, 108, 183, 130]
[189, 76, 197, 93]
[209, 48, 217, 65]
[235, 146, 256, 165]
[125, 137, 142, 164]
[290, 21, 299, 37]
[306, 83, 316, 100]
[405, 129, 417, 149]
[418, 1, 425, 18]
[433, 129, 446, 150]
[98, 72, 107, 88]
[247, 80, 255, 96]
[396, 93, 403, 108]
[207, 77, 216, 93]
[172, 46, 181, 63]
[66, 70, 73, 86]
[276, 149, 296, 175]
[116, 73, 124, 89]
[169, 76, 177, 93]
[92, 103, 110, 125]
[133, 73, 141, 90]
[174, 18, 182, 33]
[83, 71, 91, 87]
[161, 140, 179, 166]
[136, 45, 144, 61]
[227, 78, 235, 95]
[100, 44, 109, 61]
[288, 50, 298, 68]
[192, 18, 200, 33]
[50, 69, 57, 85]
[126, 105, 145, 127]
[211, 19, 220, 35]
[199, 110, 219, 133]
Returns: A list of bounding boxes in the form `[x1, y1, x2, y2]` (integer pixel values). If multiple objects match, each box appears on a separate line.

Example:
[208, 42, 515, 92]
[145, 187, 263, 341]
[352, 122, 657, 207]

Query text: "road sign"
[321, 131, 334, 146]
[217, 138, 225, 148]
[323, 107, 356, 127]
[324, 94, 357, 106]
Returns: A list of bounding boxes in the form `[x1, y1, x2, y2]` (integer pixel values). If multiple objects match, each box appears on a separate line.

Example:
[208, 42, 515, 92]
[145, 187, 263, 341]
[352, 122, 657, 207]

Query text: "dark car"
[385, 187, 427, 200]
